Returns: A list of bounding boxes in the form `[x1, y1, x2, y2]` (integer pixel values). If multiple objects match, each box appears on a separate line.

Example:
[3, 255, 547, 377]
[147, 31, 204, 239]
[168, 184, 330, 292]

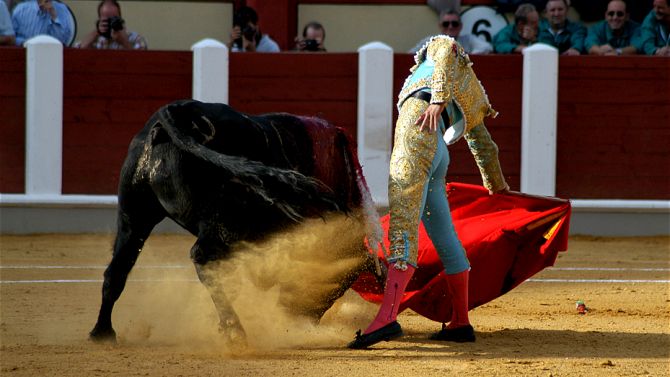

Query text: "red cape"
[352, 182, 571, 323]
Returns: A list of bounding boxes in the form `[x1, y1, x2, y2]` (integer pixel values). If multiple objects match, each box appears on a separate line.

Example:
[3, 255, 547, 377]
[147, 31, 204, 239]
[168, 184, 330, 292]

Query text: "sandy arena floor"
[1, 233, 668, 377]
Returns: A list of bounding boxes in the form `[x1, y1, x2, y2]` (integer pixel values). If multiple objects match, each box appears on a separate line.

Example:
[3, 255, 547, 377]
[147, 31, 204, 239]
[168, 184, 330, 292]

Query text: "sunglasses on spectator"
[441, 20, 461, 28]
[607, 11, 625, 17]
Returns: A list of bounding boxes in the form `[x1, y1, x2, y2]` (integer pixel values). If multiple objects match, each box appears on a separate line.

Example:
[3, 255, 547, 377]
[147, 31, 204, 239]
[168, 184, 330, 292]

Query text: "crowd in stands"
[433, 0, 669, 56]
[488, 0, 670, 56]
[0, 0, 668, 56]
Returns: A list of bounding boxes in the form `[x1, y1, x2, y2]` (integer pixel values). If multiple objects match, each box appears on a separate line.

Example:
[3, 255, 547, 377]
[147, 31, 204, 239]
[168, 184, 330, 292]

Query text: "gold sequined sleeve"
[427, 38, 455, 104]
[464, 123, 509, 192]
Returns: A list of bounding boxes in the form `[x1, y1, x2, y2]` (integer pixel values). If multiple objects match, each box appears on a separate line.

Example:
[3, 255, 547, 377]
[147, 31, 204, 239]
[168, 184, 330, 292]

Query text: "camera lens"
[304, 39, 319, 51]
[242, 25, 257, 41]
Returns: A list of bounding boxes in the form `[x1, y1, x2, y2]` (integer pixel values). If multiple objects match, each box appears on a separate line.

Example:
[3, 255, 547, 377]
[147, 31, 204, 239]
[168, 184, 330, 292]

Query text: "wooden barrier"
[556, 57, 670, 199]
[0, 48, 667, 200]
[0, 48, 26, 194]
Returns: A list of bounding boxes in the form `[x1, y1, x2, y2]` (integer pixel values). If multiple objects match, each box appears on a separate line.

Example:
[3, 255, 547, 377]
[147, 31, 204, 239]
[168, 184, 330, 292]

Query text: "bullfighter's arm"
[464, 123, 509, 193]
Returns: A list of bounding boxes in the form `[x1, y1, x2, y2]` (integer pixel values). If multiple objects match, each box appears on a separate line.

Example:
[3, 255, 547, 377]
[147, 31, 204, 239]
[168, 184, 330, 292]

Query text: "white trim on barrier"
[1, 194, 668, 213]
[357, 41, 393, 207]
[191, 38, 229, 104]
[570, 199, 670, 213]
[25, 36, 63, 196]
[521, 44, 559, 197]
[2, 278, 668, 284]
[0, 194, 117, 208]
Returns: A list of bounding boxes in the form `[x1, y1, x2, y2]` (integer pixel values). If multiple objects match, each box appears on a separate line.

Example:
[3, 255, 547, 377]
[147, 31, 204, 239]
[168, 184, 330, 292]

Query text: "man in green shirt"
[635, 0, 670, 56]
[493, 3, 540, 54]
[538, 0, 586, 55]
[586, 0, 641, 55]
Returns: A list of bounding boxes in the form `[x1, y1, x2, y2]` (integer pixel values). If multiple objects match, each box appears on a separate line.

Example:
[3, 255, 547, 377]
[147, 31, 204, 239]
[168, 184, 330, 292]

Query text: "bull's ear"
[165, 101, 215, 144]
[190, 115, 216, 144]
[149, 121, 169, 145]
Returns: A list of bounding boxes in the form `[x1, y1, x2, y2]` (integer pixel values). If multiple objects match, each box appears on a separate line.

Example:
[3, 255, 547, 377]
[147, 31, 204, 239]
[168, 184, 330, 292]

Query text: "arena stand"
[0, 1, 668, 235]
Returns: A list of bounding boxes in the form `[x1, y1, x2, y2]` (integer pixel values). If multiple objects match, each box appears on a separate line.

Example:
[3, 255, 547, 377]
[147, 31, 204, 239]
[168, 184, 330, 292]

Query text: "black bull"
[89, 100, 379, 343]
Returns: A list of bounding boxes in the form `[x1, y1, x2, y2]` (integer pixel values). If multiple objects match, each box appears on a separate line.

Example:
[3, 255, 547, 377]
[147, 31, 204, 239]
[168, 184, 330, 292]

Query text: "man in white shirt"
[410, 9, 493, 54]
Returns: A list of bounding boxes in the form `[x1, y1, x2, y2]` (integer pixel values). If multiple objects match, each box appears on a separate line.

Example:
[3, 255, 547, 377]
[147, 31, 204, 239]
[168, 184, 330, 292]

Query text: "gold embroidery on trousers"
[388, 97, 437, 266]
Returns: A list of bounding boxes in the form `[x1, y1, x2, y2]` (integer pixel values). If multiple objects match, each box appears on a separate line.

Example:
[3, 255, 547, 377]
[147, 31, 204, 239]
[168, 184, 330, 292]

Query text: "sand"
[1, 233, 668, 377]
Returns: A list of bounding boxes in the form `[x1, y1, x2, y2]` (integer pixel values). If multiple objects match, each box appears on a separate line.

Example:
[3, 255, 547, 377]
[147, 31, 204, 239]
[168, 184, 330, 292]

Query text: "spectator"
[635, 0, 670, 55]
[294, 21, 326, 52]
[11, 0, 72, 46]
[586, 0, 640, 55]
[0, 0, 15, 45]
[493, 3, 540, 54]
[75, 0, 147, 50]
[409, 9, 493, 54]
[537, 0, 587, 55]
[229, 5, 279, 52]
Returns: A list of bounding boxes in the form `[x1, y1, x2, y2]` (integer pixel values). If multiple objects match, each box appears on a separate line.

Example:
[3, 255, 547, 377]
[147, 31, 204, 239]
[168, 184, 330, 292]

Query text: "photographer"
[76, 0, 146, 50]
[294, 21, 327, 52]
[228, 6, 279, 52]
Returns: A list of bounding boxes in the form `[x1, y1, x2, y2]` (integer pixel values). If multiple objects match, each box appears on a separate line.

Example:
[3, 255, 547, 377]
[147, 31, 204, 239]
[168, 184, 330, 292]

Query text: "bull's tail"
[153, 101, 340, 222]
[335, 129, 385, 274]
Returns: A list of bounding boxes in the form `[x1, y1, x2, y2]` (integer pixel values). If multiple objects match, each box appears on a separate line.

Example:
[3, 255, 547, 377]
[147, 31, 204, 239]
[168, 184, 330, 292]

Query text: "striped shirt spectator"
[12, 0, 72, 46]
[0, 0, 15, 45]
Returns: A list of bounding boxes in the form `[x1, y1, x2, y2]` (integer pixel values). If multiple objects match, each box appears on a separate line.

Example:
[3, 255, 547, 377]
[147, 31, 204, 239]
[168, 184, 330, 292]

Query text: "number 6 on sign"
[460, 6, 508, 43]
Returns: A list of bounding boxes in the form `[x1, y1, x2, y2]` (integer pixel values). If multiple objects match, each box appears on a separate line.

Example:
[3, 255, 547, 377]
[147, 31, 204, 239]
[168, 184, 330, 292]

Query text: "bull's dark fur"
[89, 100, 373, 343]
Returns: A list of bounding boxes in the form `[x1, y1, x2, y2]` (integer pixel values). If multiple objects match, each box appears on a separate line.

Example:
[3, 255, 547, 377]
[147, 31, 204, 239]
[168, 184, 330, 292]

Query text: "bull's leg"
[190, 230, 247, 346]
[281, 245, 372, 321]
[90, 204, 164, 342]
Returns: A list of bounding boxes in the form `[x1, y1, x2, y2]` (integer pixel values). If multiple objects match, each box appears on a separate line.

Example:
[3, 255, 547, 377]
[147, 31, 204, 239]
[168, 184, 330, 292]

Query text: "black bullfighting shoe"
[430, 323, 476, 343]
[347, 321, 403, 349]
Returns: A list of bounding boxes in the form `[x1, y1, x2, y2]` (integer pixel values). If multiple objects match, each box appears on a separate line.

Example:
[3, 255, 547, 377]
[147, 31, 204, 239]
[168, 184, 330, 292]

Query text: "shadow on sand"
[392, 328, 670, 359]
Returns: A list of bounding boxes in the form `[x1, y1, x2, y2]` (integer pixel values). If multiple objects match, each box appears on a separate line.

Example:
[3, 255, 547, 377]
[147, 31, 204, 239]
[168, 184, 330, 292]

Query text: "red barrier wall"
[62, 49, 192, 194]
[0, 48, 26, 194]
[0, 49, 667, 200]
[229, 52, 358, 136]
[556, 57, 670, 199]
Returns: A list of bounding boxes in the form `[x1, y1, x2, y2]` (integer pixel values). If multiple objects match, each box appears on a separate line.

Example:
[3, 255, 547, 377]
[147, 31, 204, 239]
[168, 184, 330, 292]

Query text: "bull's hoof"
[89, 326, 117, 343]
[219, 322, 248, 349]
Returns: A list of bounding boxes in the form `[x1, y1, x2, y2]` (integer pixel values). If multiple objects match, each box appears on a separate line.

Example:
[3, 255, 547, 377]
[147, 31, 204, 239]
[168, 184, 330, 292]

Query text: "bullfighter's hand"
[230, 26, 241, 44]
[416, 102, 445, 133]
[111, 28, 131, 49]
[489, 183, 510, 196]
[39, 0, 57, 20]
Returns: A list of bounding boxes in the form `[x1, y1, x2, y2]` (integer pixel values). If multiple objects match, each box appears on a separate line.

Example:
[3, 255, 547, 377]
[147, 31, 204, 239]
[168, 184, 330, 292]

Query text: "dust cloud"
[114, 213, 380, 352]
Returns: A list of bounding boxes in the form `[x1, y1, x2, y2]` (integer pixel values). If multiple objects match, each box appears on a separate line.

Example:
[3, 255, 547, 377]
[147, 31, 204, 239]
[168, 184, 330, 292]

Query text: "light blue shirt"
[12, 0, 72, 46]
[0, 0, 14, 37]
[231, 34, 280, 52]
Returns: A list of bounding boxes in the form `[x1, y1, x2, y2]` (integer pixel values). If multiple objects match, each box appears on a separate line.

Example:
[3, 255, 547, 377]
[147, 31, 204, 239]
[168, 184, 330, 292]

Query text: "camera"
[303, 39, 319, 51]
[98, 16, 125, 39]
[233, 24, 258, 49]
[242, 25, 257, 41]
[108, 16, 125, 32]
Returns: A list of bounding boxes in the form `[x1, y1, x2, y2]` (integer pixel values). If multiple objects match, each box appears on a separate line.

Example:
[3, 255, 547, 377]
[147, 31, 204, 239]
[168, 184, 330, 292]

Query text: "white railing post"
[191, 38, 228, 104]
[521, 44, 559, 196]
[25, 36, 63, 195]
[357, 42, 394, 206]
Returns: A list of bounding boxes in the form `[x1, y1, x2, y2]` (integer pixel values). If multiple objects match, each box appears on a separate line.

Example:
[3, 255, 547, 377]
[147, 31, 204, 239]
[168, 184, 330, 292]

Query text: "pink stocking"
[364, 264, 415, 334]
